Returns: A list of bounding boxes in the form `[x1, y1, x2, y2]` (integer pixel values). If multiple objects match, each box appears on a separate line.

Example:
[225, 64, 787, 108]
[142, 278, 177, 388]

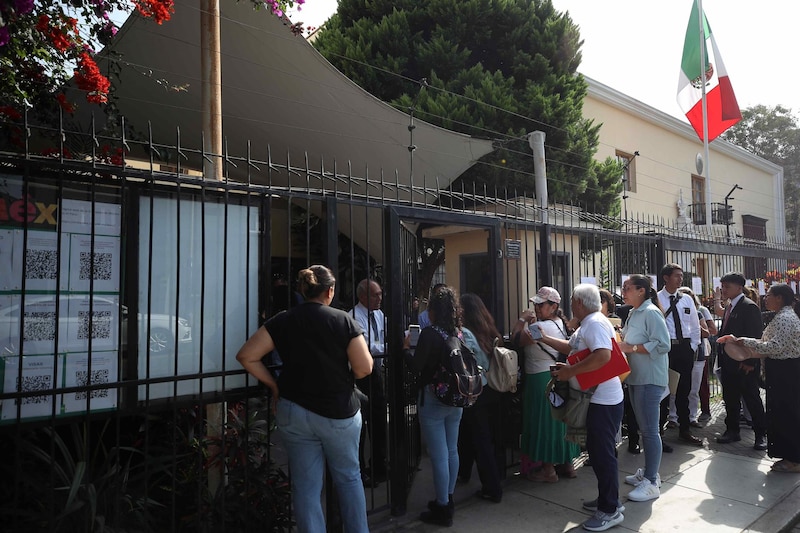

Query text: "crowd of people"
[234, 263, 800, 533]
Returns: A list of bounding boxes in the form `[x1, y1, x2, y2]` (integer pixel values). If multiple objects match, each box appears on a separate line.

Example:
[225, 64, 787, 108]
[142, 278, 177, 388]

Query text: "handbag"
[546, 377, 596, 429]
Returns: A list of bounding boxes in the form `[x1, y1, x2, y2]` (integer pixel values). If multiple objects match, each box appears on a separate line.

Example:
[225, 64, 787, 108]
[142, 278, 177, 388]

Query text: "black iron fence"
[1, 117, 798, 531]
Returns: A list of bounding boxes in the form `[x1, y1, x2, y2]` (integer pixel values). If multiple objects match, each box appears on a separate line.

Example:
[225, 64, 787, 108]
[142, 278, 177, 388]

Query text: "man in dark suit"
[715, 272, 767, 450]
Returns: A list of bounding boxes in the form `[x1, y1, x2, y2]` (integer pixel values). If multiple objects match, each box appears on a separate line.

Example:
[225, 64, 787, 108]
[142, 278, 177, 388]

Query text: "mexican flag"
[677, 1, 741, 142]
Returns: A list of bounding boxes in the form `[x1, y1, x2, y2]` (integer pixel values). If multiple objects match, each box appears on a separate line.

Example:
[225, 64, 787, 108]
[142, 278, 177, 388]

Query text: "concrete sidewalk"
[370, 401, 800, 532]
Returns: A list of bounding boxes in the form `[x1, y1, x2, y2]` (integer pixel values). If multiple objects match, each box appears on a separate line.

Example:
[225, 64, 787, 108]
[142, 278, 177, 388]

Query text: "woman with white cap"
[512, 286, 579, 482]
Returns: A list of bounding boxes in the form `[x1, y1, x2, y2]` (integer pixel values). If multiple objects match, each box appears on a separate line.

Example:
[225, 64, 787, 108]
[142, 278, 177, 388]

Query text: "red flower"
[74, 52, 110, 104]
[56, 93, 75, 114]
[0, 106, 22, 120]
[35, 14, 76, 53]
[133, 0, 174, 25]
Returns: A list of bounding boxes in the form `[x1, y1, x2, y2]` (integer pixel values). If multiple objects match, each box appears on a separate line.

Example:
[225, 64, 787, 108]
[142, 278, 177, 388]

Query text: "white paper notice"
[60, 199, 121, 237]
[64, 295, 119, 354]
[1, 354, 62, 421]
[792, 281, 798, 294]
[758, 280, 766, 295]
[65, 234, 121, 292]
[61, 351, 118, 413]
[713, 277, 721, 289]
[581, 277, 597, 285]
[692, 277, 703, 295]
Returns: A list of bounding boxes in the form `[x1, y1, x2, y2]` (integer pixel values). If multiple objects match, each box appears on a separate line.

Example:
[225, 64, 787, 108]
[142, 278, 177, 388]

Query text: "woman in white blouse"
[718, 283, 800, 473]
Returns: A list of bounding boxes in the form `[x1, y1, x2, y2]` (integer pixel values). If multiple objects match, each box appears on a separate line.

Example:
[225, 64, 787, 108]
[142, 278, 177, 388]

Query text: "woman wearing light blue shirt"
[618, 274, 670, 503]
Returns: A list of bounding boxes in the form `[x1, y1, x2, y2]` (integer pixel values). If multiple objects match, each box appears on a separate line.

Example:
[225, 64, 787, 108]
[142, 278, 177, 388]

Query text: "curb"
[743, 478, 800, 533]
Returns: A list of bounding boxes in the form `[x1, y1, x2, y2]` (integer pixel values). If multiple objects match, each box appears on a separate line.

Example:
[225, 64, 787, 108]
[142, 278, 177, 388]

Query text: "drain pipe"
[528, 131, 552, 287]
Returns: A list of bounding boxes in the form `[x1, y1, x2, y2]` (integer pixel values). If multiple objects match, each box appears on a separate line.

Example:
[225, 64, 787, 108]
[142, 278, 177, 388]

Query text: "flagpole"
[697, 0, 712, 228]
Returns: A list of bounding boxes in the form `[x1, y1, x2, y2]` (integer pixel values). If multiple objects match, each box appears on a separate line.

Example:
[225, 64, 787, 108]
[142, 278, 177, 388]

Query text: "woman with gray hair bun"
[537, 284, 626, 531]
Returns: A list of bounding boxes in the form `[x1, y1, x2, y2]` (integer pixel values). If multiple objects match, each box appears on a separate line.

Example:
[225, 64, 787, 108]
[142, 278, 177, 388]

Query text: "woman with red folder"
[539, 284, 625, 532]
[617, 275, 671, 503]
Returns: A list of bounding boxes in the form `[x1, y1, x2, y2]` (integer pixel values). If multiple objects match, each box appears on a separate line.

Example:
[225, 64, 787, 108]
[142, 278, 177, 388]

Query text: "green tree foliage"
[722, 105, 800, 241]
[313, 0, 623, 213]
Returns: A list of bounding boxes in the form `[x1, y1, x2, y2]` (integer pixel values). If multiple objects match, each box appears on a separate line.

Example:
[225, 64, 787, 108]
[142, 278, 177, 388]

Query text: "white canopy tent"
[81, 0, 494, 189]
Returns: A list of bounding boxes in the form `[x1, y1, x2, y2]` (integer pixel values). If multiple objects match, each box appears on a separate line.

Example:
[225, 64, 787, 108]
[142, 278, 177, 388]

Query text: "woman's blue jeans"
[628, 383, 664, 483]
[276, 398, 368, 533]
[419, 386, 464, 505]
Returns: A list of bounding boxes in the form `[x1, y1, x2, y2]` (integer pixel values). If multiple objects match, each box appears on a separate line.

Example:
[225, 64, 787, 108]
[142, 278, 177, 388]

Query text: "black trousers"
[660, 341, 693, 432]
[458, 386, 503, 497]
[721, 359, 766, 437]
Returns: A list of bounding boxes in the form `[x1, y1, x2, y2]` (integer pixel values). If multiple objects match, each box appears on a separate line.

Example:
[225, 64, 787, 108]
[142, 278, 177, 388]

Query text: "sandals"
[526, 468, 559, 483]
[771, 460, 800, 473]
[555, 463, 577, 479]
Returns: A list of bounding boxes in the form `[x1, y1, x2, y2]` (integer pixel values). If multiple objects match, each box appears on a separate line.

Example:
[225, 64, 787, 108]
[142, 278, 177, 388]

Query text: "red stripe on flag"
[685, 81, 742, 142]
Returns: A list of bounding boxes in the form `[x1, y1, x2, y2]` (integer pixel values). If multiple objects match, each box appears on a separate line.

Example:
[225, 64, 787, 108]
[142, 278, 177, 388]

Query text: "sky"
[286, 0, 800, 121]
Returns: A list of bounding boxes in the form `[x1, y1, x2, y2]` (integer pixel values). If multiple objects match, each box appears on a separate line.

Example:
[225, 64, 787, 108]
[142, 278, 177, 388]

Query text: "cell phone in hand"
[529, 323, 543, 340]
[409, 324, 421, 347]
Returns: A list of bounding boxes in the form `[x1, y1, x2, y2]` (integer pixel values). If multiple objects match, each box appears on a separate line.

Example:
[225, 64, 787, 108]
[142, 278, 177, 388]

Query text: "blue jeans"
[276, 399, 368, 533]
[628, 384, 664, 483]
[586, 401, 624, 514]
[419, 386, 464, 504]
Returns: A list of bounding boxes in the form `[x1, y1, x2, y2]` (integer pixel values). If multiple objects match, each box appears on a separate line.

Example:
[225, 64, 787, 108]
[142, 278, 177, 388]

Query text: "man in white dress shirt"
[351, 279, 388, 484]
[657, 263, 703, 446]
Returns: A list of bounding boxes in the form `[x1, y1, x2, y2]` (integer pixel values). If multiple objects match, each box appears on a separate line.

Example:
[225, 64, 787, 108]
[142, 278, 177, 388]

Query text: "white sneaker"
[624, 468, 662, 487]
[627, 479, 661, 501]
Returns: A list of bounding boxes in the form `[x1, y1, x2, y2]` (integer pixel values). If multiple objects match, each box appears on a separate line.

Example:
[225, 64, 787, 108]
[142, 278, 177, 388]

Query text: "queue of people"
[234, 264, 800, 533]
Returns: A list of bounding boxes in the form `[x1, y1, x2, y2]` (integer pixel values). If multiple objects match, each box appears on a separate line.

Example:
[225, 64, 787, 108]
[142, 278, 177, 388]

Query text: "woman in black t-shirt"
[236, 265, 373, 533]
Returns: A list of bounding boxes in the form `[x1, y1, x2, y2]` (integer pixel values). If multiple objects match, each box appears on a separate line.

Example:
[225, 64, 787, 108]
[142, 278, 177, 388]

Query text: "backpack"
[485, 337, 519, 393]
[429, 327, 483, 407]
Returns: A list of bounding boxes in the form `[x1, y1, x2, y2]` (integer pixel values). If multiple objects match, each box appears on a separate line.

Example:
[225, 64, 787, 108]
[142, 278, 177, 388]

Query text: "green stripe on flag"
[680, 0, 711, 81]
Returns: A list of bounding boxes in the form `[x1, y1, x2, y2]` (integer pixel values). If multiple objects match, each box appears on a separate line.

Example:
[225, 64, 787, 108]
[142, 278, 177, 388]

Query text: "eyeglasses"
[534, 301, 554, 307]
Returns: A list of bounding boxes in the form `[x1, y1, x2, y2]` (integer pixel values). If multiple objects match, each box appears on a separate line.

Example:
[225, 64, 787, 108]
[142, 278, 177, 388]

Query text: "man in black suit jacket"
[715, 272, 767, 450]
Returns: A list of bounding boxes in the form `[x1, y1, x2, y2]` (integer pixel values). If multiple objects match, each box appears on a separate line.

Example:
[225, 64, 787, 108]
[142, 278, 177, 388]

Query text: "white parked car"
[0, 295, 191, 356]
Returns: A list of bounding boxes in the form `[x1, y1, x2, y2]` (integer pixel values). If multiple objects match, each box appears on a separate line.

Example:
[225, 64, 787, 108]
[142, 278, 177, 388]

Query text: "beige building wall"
[584, 77, 786, 242]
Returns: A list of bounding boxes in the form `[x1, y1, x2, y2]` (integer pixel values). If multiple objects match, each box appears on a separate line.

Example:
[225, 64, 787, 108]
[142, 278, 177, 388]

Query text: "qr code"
[23, 312, 56, 341]
[78, 311, 112, 340]
[25, 250, 58, 280]
[79, 252, 113, 281]
[74, 369, 110, 400]
[16, 374, 53, 405]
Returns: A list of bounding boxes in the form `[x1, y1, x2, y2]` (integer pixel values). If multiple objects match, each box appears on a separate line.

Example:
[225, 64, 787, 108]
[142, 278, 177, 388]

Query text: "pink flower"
[14, 0, 35, 15]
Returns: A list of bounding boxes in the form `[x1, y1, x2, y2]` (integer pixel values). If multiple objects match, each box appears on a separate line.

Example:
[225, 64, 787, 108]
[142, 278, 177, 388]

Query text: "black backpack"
[429, 327, 483, 407]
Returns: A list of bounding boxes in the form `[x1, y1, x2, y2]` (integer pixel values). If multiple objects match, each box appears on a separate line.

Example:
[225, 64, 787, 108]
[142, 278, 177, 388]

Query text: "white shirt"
[523, 318, 568, 374]
[350, 302, 385, 358]
[568, 311, 624, 405]
[657, 289, 701, 351]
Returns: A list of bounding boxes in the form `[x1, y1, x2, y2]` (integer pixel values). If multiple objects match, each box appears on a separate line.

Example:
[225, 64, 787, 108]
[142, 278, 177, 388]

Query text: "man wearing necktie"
[715, 273, 767, 450]
[351, 279, 388, 484]
[657, 264, 703, 446]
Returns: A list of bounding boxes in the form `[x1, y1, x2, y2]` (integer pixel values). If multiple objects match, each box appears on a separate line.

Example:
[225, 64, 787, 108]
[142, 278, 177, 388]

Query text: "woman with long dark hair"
[236, 265, 373, 533]
[403, 286, 464, 526]
[718, 283, 800, 473]
[458, 293, 504, 503]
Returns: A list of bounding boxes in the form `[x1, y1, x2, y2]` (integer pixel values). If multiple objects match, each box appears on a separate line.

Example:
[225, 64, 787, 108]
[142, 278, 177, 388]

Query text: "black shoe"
[716, 432, 741, 444]
[679, 431, 703, 446]
[666, 421, 678, 429]
[754, 435, 768, 451]
[428, 495, 454, 513]
[662, 443, 674, 453]
[689, 420, 704, 429]
[420, 501, 453, 527]
[628, 443, 641, 455]
[475, 488, 502, 503]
